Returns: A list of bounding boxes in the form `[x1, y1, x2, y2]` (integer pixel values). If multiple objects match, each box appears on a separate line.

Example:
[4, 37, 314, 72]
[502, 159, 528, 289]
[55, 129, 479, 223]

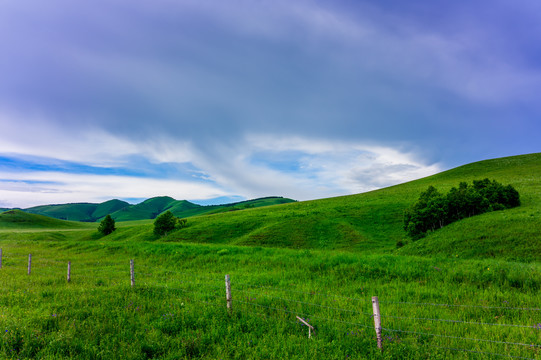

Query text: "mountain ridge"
[5, 196, 296, 222]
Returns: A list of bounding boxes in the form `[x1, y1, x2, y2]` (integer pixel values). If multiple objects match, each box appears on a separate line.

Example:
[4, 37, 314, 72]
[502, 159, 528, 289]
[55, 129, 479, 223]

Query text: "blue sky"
[1, 0, 540, 208]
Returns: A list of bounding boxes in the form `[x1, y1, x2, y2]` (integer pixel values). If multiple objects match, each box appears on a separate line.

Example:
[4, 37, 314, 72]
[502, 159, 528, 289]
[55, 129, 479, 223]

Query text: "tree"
[98, 214, 116, 235]
[153, 211, 177, 236]
[403, 186, 446, 239]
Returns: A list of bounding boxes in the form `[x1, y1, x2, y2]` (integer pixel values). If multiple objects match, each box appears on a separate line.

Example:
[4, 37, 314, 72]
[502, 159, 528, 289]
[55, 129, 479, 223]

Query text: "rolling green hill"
[1, 153, 539, 261]
[15, 196, 295, 222]
[154, 153, 540, 261]
[24, 199, 130, 222]
[108, 196, 296, 221]
[110, 196, 178, 221]
[0, 209, 93, 230]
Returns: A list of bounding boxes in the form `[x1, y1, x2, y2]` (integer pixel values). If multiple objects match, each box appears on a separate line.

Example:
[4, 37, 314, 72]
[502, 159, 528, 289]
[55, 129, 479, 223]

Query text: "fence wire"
[1, 254, 539, 359]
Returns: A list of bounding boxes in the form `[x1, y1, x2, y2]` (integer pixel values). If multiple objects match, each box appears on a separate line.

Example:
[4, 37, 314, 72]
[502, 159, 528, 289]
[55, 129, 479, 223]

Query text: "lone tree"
[98, 214, 116, 235]
[153, 211, 177, 236]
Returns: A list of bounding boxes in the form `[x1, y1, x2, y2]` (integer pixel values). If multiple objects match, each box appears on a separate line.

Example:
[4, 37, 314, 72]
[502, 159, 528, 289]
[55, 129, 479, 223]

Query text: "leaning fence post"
[372, 296, 383, 351]
[296, 316, 315, 338]
[130, 259, 135, 288]
[28, 254, 32, 275]
[225, 274, 232, 311]
[67, 261, 71, 282]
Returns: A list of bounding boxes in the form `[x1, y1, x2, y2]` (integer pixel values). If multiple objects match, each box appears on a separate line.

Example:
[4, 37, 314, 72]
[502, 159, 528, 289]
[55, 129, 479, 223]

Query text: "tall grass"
[1, 240, 539, 359]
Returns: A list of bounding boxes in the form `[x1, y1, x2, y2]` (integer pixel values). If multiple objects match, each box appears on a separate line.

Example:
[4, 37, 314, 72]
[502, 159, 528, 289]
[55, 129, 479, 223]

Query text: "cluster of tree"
[404, 179, 520, 240]
[153, 211, 188, 236]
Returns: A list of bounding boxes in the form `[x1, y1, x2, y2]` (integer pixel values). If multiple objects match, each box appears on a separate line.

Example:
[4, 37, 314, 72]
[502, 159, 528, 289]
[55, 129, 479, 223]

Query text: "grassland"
[0, 153, 540, 359]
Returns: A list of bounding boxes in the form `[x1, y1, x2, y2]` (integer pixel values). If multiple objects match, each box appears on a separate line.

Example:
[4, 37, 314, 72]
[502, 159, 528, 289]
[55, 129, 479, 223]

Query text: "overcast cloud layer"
[1, 0, 540, 208]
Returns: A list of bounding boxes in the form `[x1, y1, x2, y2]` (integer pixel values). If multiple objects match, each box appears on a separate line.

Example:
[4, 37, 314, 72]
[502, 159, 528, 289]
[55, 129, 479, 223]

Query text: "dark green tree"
[153, 211, 177, 236]
[404, 179, 520, 240]
[98, 214, 116, 235]
[404, 186, 446, 239]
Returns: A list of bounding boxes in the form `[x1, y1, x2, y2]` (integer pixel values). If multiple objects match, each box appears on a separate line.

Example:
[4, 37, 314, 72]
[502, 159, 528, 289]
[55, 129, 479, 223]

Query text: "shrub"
[178, 218, 188, 228]
[153, 211, 177, 236]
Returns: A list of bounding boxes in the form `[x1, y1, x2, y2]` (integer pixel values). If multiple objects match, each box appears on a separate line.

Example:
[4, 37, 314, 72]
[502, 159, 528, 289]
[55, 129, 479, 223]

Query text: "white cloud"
[0, 118, 442, 208]
[216, 134, 442, 199]
[0, 109, 194, 166]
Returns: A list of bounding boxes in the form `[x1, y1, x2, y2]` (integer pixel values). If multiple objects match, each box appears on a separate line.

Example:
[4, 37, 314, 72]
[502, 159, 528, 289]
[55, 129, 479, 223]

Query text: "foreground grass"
[1, 239, 540, 359]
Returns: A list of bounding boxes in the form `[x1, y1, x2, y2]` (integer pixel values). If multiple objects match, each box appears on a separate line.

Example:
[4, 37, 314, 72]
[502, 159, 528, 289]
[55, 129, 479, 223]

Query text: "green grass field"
[0, 153, 540, 359]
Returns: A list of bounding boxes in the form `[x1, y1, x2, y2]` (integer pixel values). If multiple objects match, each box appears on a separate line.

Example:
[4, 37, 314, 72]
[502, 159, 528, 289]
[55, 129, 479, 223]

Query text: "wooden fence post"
[372, 296, 383, 351]
[67, 261, 71, 283]
[225, 274, 232, 311]
[28, 254, 32, 275]
[130, 259, 135, 288]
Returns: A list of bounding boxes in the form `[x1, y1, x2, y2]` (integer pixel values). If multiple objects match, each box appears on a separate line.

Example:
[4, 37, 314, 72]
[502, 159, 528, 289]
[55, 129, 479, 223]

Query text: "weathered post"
[372, 296, 383, 351]
[67, 261, 71, 282]
[28, 254, 32, 275]
[225, 274, 232, 311]
[296, 316, 315, 338]
[130, 259, 135, 288]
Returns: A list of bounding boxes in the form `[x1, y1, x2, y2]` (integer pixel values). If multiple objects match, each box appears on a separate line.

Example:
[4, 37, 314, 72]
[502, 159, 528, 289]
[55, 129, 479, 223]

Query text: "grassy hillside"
[24, 200, 130, 222]
[25, 203, 98, 221]
[0, 210, 94, 231]
[158, 153, 541, 261]
[91, 199, 131, 219]
[1, 153, 539, 261]
[111, 196, 178, 221]
[109, 196, 296, 221]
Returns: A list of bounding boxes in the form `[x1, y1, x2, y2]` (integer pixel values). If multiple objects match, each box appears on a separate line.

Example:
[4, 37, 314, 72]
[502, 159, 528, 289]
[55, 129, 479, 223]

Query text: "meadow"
[0, 153, 540, 359]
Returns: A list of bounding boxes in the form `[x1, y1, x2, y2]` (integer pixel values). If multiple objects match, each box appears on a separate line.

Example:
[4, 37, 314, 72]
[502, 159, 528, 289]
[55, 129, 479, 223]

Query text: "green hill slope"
[25, 203, 97, 221]
[110, 196, 296, 221]
[2, 153, 538, 261]
[24, 200, 130, 222]
[18, 196, 296, 222]
[111, 196, 178, 221]
[161, 153, 540, 261]
[0, 210, 93, 230]
[91, 199, 131, 219]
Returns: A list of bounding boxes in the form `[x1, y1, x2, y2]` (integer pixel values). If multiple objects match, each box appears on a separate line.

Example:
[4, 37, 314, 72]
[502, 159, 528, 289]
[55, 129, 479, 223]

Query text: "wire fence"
[1, 250, 540, 359]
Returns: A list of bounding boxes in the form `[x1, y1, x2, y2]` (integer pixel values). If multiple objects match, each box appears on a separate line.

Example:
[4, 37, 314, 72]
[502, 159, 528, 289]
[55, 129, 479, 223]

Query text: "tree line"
[404, 178, 520, 240]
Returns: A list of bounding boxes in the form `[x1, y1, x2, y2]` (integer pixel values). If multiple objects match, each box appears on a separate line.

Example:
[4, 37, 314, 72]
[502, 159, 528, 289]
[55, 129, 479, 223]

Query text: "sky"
[1, 0, 540, 208]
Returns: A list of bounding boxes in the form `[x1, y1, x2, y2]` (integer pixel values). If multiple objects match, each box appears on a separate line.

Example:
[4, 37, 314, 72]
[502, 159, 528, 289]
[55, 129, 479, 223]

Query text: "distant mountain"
[23, 199, 131, 222]
[5, 196, 296, 222]
[111, 196, 183, 221]
[108, 196, 296, 221]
